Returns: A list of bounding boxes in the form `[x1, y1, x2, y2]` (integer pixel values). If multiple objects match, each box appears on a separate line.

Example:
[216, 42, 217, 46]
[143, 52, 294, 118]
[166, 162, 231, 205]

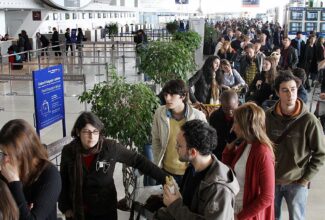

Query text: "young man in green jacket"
[265, 71, 325, 220]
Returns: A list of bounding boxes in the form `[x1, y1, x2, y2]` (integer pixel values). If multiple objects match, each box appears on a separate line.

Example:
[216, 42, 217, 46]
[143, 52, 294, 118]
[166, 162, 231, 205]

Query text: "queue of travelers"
[1, 18, 325, 220]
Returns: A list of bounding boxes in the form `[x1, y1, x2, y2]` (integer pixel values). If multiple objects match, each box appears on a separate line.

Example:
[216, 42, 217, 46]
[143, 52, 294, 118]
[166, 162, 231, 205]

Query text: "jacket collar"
[166, 103, 188, 119]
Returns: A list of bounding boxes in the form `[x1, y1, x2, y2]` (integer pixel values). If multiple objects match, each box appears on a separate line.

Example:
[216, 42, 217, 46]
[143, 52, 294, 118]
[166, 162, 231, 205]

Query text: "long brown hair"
[264, 56, 277, 86]
[0, 179, 19, 220]
[0, 119, 49, 186]
[234, 102, 274, 155]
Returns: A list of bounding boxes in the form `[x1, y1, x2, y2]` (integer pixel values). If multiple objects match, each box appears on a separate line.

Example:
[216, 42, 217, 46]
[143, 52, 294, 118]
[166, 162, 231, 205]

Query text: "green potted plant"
[166, 21, 179, 34]
[139, 41, 196, 85]
[105, 23, 118, 38]
[79, 66, 160, 207]
[172, 30, 202, 52]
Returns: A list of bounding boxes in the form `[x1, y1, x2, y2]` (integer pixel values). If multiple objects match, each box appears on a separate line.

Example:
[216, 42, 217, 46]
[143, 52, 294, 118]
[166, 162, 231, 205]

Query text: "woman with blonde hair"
[0, 119, 61, 220]
[0, 179, 19, 220]
[247, 56, 278, 106]
[222, 102, 274, 220]
[217, 40, 235, 62]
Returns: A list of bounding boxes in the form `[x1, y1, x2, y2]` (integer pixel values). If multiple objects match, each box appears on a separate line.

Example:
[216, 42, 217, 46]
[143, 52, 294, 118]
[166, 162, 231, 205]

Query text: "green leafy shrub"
[79, 66, 159, 151]
[172, 31, 202, 52]
[139, 41, 196, 84]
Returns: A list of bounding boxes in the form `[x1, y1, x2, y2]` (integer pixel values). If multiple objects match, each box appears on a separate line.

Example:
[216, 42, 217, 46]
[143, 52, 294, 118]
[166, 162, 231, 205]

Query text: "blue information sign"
[32, 64, 66, 135]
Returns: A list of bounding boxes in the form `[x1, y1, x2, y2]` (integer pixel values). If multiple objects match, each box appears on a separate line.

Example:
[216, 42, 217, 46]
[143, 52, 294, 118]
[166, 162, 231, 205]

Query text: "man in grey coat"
[155, 120, 239, 220]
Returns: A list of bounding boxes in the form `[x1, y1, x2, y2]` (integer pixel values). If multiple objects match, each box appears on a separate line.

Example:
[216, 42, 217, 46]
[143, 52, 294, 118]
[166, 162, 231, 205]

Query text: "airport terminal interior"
[1, 0, 325, 219]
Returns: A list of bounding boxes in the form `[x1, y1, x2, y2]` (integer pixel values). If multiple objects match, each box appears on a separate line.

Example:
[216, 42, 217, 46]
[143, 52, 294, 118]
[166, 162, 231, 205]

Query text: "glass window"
[290, 10, 303, 20]
[305, 22, 318, 32]
[53, 13, 58, 20]
[321, 11, 325, 21]
[89, 13, 93, 19]
[289, 22, 303, 32]
[305, 11, 318, 21]
[73, 13, 77, 19]
[320, 23, 325, 32]
[98, 13, 101, 18]
[65, 13, 70, 20]
[103, 13, 107, 18]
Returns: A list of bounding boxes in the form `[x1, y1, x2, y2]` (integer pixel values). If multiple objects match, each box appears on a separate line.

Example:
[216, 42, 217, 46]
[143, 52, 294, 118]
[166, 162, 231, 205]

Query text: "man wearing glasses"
[155, 120, 239, 219]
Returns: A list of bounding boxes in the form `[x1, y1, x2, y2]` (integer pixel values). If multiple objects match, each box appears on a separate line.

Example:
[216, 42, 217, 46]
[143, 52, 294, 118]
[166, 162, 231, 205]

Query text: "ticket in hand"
[165, 176, 175, 194]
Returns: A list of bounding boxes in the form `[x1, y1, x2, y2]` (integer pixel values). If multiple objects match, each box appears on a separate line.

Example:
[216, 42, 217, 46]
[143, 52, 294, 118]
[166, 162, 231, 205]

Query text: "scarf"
[72, 138, 103, 220]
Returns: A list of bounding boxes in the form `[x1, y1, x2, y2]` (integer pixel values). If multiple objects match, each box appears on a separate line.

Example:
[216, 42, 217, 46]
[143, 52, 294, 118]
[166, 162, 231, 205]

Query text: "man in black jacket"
[279, 36, 298, 70]
[291, 31, 306, 68]
[209, 90, 238, 160]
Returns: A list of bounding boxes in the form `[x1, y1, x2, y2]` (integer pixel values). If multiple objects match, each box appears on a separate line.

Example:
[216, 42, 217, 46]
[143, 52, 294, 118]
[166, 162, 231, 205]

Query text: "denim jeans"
[143, 144, 156, 186]
[275, 183, 309, 220]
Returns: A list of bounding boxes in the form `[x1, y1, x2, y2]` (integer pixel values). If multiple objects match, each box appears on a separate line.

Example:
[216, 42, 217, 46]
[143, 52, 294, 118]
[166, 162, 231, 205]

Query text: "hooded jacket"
[155, 155, 239, 220]
[265, 99, 325, 183]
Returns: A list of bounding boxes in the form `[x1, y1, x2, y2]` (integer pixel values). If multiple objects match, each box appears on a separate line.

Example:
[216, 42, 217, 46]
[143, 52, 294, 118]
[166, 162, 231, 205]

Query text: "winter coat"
[155, 155, 239, 220]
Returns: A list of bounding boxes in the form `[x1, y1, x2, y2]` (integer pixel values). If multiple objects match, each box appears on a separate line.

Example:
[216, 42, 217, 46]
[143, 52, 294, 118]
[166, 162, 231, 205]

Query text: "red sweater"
[222, 141, 275, 220]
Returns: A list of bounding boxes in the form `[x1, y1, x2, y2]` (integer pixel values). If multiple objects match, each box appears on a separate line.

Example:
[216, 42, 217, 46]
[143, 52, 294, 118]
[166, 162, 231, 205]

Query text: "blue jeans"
[275, 183, 309, 220]
[143, 144, 156, 186]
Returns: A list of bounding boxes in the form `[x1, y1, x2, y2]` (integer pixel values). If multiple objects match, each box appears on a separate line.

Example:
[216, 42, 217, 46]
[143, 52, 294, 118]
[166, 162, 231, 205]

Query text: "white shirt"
[234, 144, 252, 214]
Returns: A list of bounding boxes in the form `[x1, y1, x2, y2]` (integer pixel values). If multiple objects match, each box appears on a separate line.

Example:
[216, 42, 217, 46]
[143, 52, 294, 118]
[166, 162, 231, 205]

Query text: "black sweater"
[8, 163, 61, 220]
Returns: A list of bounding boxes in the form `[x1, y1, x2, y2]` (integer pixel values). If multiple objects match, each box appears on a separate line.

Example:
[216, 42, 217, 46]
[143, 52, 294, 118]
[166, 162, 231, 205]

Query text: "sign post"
[32, 64, 66, 137]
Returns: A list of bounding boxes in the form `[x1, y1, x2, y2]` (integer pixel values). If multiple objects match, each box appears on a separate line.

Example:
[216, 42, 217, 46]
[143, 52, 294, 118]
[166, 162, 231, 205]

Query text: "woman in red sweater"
[222, 102, 275, 220]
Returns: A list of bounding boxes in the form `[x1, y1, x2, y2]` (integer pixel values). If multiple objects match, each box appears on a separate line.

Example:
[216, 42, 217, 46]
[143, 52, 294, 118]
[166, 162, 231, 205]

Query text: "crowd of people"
[0, 18, 325, 220]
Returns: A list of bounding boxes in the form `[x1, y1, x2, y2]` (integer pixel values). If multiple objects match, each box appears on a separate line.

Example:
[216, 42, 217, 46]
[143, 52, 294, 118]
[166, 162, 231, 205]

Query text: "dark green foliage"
[172, 31, 202, 52]
[166, 21, 179, 34]
[78, 66, 159, 151]
[105, 23, 118, 37]
[139, 41, 196, 84]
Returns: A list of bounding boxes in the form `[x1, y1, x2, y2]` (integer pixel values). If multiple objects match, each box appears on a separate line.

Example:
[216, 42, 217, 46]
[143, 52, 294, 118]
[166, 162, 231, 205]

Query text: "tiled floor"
[0, 48, 325, 219]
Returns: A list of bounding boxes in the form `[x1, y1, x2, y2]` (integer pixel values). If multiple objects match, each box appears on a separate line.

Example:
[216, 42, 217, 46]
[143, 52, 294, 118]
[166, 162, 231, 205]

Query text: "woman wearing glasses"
[58, 112, 167, 220]
[0, 119, 61, 220]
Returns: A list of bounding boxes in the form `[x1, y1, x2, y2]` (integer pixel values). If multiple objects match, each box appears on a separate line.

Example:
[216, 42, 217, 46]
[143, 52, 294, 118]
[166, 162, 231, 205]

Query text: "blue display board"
[32, 64, 66, 136]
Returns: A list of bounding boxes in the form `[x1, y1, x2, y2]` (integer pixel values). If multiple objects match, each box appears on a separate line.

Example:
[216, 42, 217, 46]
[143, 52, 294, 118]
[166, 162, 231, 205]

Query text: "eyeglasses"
[0, 151, 7, 161]
[81, 129, 100, 136]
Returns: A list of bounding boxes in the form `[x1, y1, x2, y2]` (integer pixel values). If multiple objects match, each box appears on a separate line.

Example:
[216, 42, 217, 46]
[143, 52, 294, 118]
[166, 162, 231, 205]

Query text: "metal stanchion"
[95, 50, 104, 78]
[27, 52, 31, 75]
[37, 54, 41, 70]
[104, 37, 107, 62]
[92, 42, 96, 63]
[122, 55, 126, 77]
[0, 55, 3, 77]
[7, 62, 17, 96]
[105, 62, 109, 82]
[116, 41, 119, 57]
